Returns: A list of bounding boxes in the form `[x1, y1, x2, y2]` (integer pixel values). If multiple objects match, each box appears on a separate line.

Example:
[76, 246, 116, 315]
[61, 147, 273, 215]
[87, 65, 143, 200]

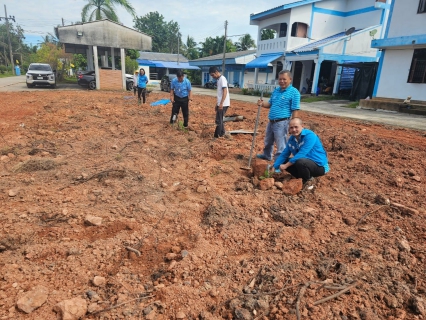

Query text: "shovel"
[241, 91, 263, 170]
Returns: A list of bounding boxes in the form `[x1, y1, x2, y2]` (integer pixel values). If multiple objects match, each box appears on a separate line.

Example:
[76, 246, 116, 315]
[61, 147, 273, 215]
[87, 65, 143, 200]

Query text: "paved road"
[1, 77, 425, 131]
[190, 86, 426, 132]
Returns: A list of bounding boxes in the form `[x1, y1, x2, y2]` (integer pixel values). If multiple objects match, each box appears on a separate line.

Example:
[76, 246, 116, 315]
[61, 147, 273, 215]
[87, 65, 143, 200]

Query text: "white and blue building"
[247, 0, 391, 94]
[371, 0, 426, 101]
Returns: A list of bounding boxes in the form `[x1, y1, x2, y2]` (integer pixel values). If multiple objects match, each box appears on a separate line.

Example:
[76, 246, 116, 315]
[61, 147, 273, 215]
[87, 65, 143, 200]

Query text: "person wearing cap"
[170, 70, 192, 128]
[273, 117, 329, 184]
[256, 70, 300, 161]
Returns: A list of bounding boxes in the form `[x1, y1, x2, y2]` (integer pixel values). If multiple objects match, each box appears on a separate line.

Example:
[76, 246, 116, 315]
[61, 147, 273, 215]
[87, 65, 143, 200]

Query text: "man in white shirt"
[209, 66, 230, 138]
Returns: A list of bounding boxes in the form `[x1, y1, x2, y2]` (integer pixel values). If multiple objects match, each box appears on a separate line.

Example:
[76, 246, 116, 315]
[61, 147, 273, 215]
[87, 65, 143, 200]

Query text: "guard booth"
[57, 19, 152, 90]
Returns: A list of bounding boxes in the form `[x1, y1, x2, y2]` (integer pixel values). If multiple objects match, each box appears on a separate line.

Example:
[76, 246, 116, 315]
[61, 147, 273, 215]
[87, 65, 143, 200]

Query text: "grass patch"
[0, 71, 16, 78]
[343, 101, 359, 108]
[60, 76, 78, 84]
[301, 95, 349, 103]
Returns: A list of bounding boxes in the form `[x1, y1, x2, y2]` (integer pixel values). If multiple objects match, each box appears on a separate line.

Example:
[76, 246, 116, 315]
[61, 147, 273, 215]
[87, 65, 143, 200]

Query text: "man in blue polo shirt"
[170, 70, 192, 128]
[256, 70, 300, 161]
[273, 117, 329, 185]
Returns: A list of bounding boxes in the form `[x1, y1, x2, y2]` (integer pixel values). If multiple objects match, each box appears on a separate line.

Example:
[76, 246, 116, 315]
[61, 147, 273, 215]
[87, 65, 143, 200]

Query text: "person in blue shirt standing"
[273, 118, 329, 184]
[137, 68, 149, 105]
[170, 70, 192, 128]
[256, 70, 300, 161]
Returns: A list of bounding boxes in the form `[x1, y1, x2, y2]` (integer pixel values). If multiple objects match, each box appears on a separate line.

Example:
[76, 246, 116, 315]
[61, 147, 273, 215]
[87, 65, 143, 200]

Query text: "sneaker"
[303, 177, 315, 190]
[256, 154, 271, 161]
[274, 168, 281, 174]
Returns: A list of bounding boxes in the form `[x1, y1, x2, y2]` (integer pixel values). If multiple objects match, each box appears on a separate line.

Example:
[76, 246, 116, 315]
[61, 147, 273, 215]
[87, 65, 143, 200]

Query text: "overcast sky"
[2, 0, 297, 48]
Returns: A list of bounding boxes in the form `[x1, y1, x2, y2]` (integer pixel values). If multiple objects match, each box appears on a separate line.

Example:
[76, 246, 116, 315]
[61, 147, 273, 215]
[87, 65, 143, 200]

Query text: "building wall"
[376, 49, 426, 100]
[387, 0, 425, 37]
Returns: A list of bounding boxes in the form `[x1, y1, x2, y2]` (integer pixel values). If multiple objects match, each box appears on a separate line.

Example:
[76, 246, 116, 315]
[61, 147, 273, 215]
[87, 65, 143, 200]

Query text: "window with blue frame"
[418, 0, 426, 13]
[408, 49, 426, 83]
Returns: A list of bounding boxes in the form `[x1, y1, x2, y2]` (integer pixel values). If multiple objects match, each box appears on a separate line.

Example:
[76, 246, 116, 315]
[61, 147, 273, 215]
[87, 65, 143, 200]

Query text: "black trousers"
[214, 106, 229, 137]
[137, 87, 146, 103]
[170, 95, 189, 127]
[285, 158, 325, 183]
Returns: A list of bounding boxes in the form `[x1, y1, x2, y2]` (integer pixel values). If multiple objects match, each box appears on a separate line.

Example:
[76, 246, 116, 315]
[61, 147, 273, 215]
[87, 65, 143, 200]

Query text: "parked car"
[77, 71, 133, 90]
[26, 63, 56, 88]
[160, 74, 177, 92]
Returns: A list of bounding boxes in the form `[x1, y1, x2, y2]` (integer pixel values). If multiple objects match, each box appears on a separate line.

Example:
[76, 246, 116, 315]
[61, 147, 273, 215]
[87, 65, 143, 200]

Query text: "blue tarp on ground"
[245, 52, 283, 69]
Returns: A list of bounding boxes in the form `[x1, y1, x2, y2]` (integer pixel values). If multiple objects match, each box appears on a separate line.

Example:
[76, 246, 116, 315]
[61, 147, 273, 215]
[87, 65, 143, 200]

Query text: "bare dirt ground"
[0, 90, 425, 320]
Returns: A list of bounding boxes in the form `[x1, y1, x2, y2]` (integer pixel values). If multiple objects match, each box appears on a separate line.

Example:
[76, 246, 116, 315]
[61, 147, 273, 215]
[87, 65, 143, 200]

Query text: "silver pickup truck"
[26, 63, 56, 88]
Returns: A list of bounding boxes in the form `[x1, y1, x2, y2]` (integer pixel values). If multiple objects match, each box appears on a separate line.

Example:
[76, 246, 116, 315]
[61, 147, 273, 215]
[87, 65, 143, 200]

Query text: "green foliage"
[177, 121, 188, 132]
[0, 65, 6, 74]
[241, 88, 271, 97]
[261, 29, 276, 40]
[126, 49, 139, 60]
[186, 70, 201, 85]
[72, 54, 87, 70]
[134, 12, 180, 53]
[199, 36, 236, 57]
[234, 34, 256, 51]
[181, 36, 199, 60]
[125, 56, 139, 74]
[81, 0, 136, 22]
[259, 168, 272, 180]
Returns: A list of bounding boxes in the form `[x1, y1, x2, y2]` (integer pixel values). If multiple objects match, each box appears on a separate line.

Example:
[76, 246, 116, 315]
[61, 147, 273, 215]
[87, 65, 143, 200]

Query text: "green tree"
[234, 34, 256, 51]
[261, 29, 276, 40]
[181, 36, 199, 60]
[199, 36, 235, 57]
[134, 12, 180, 53]
[81, 0, 136, 23]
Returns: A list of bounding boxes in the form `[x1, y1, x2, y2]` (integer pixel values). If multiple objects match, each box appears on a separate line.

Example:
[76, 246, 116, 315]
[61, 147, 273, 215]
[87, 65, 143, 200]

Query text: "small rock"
[397, 239, 411, 252]
[16, 285, 49, 313]
[92, 276, 106, 287]
[87, 302, 102, 314]
[259, 178, 274, 191]
[171, 246, 181, 253]
[374, 194, 390, 205]
[8, 188, 19, 197]
[165, 253, 177, 260]
[409, 296, 425, 315]
[53, 297, 87, 320]
[168, 260, 177, 270]
[281, 179, 303, 195]
[412, 175, 421, 182]
[146, 310, 156, 320]
[196, 185, 208, 193]
[176, 311, 186, 319]
[234, 307, 253, 320]
[274, 181, 283, 190]
[181, 250, 189, 258]
[343, 217, 356, 226]
[84, 215, 103, 226]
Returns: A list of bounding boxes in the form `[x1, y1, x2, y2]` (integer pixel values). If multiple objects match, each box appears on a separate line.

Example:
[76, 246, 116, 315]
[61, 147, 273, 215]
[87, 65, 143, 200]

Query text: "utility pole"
[177, 32, 180, 65]
[221, 20, 228, 76]
[0, 5, 16, 75]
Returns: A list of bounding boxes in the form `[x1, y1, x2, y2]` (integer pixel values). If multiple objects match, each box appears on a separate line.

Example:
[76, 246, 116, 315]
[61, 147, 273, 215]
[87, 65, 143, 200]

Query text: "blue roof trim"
[245, 52, 283, 68]
[372, 34, 426, 48]
[250, 0, 321, 21]
[137, 59, 199, 70]
[312, 6, 377, 17]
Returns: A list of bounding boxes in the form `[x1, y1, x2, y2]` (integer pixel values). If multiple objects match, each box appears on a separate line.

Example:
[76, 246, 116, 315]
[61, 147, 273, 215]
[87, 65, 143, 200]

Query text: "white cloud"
[7, 0, 286, 46]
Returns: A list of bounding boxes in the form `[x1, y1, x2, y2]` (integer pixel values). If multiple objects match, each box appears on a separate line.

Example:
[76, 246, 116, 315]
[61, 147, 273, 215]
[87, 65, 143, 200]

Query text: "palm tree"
[234, 34, 256, 51]
[81, 0, 136, 23]
[182, 36, 199, 60]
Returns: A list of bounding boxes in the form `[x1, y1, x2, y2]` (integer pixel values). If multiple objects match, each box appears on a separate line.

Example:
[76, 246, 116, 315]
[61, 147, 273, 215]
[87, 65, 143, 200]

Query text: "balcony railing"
[257, 38, 286, 54]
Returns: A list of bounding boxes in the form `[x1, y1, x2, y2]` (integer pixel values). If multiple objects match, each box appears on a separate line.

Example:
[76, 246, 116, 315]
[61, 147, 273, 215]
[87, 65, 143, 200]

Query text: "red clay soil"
[0, 90, 425, 320]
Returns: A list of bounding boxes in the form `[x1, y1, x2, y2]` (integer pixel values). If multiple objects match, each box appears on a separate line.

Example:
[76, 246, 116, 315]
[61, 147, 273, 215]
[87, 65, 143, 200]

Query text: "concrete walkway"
[190, 86, 426, 131]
